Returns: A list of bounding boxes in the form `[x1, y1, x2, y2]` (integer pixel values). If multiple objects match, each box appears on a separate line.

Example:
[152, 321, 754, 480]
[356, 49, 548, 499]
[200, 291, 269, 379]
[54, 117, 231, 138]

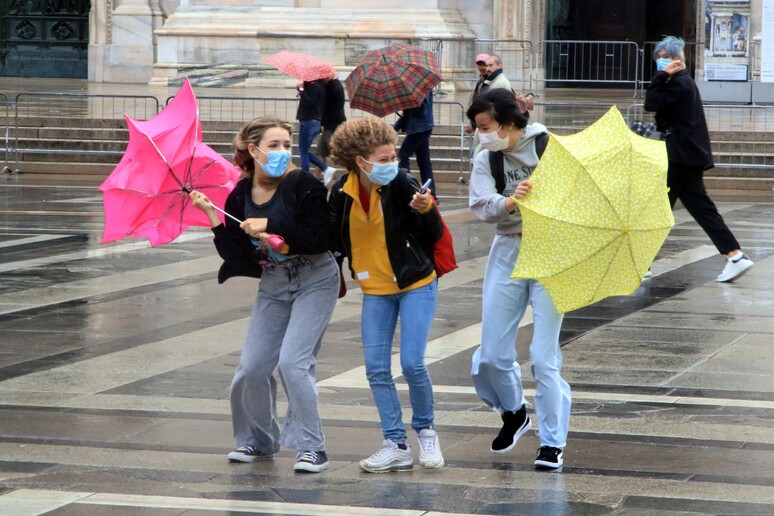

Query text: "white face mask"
[479, 125, 510, 152]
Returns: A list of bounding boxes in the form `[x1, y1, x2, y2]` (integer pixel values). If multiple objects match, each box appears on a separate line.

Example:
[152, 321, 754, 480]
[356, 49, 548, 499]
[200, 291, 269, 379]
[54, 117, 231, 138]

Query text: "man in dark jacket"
[317, 73, 346, 188]
[296, 80, 334, 179]
[395, 93, 436, 201]
[644, 36, 753, 282]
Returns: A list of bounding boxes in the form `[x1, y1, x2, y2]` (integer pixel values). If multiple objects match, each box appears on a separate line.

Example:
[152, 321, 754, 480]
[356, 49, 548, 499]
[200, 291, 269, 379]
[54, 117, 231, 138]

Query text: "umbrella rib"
[558, 146, 625, 226]
[587, 232, 627, 304]
[132, 120, 188, 192]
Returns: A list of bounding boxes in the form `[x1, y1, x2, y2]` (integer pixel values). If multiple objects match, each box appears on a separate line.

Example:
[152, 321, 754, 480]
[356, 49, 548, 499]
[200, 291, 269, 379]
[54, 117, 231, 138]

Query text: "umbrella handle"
[208, 202, 243, 225]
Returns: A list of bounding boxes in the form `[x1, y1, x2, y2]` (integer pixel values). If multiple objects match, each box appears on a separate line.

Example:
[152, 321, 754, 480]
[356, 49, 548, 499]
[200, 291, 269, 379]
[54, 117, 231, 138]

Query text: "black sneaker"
[534, 446, 564, 469]
[294, 450, 330, 473]
[490, 405, 532, 454]
[227, 445, 272, 463]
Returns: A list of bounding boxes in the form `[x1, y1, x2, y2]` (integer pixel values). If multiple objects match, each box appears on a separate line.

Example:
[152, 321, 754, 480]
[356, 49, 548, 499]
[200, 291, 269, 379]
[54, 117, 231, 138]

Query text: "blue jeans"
[361, 280, 438, 444]
[298, 119, 328, 173]
[471, 234, 571, 448]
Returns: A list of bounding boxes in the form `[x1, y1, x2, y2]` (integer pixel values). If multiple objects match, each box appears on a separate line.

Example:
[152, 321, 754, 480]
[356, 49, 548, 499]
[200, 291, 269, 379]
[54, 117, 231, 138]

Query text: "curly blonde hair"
[233, 117, 293, 180]
[329, 117, 398, 173]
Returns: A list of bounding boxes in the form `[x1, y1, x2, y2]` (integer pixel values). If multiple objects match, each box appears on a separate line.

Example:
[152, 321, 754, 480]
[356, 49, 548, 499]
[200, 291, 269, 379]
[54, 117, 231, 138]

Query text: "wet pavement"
[0, 173, 773, 515]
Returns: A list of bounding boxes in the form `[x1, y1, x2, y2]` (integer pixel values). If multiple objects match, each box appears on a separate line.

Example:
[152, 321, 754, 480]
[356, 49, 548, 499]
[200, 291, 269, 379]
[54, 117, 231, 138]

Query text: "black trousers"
[667, 162, 739, 255]
[398, 129, 435, 190]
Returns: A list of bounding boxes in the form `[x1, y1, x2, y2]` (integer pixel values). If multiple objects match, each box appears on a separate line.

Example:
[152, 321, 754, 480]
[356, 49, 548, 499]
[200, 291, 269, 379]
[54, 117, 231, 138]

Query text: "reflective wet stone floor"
[1, 174, 773, 515]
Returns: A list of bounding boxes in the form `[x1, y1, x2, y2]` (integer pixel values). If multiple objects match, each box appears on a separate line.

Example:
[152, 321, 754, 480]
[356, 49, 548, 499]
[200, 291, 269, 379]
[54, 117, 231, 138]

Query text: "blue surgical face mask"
[360, 159, 399, 185]
[656, 57, 671, 72]
[256, 148, 291, 177]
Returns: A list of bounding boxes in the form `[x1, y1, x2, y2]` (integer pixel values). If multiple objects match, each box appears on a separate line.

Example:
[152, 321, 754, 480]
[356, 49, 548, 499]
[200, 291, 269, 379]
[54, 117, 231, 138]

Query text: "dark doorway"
[546, 0, 696, 86]
[0, 0, 91, 78]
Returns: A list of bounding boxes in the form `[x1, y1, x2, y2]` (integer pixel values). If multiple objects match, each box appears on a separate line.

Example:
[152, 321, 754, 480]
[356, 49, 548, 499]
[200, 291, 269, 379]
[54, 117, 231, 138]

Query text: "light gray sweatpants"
[230, 251, 339, 453]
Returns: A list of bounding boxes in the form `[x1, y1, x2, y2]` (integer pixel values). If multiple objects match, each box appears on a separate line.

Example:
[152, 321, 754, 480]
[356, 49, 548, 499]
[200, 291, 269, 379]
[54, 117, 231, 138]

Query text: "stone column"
[89, 0, 162, 83]
[491, 0, 536, 88]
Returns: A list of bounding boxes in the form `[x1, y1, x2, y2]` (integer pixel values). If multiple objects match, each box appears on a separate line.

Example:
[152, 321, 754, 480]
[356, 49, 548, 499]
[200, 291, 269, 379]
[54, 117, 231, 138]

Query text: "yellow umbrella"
[511, 105, 674, 314]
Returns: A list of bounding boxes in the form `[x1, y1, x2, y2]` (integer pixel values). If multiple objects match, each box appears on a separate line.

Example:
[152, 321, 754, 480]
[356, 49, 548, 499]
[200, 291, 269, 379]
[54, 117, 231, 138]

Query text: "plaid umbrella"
[345, 43, 442, 118]
[266, 51, 336, 82]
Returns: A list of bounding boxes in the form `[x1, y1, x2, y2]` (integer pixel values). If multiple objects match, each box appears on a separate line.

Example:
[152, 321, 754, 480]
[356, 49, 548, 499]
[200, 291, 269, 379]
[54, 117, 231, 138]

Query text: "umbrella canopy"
[99, 79, 241, 247]
[266, 51, 336, 82]
[345, 43, 441, 118]
[511, 105, 674, 313]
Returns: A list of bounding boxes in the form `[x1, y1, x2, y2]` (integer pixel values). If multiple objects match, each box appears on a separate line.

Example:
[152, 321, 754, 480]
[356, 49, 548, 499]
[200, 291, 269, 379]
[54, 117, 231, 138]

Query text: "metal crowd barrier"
[11, 93, 160, 172]
[473, 39, 533, 92]
[1, 93, 10, 173]
[167, 95, 468, 179]
[543, 40, 640, 96]
[626, 103, 774, 168]
[532, 101, 621, 134]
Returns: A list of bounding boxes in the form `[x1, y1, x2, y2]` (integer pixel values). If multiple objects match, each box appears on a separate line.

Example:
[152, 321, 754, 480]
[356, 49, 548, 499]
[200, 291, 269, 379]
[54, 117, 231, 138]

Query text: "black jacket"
[328, 170, 443, 290]
[211, 169, 331, 283]
[296, 81, 326, 121]
[321, 79, 346, 130]
[644, 70, 714, 171]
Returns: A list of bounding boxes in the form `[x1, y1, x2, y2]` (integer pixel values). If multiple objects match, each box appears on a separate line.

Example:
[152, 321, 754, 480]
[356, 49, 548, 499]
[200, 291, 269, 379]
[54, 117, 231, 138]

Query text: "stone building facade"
[72, 0, 766, 92]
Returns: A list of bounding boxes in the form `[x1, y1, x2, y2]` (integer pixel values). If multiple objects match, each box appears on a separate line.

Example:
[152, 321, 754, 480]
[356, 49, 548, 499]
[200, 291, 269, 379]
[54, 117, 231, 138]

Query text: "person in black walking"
[394, 93, 436, 201]
[645, 36, 753, 282]
[316, 73, 345, 188]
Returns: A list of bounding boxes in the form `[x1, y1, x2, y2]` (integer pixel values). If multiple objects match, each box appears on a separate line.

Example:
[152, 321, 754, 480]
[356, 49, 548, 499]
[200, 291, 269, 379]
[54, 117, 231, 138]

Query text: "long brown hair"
[233, 117, 294, 181]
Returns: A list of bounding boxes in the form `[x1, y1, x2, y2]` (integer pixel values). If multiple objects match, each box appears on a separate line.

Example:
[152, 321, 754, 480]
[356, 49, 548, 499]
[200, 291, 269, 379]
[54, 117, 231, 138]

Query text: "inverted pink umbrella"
[99, 79, 242, 247]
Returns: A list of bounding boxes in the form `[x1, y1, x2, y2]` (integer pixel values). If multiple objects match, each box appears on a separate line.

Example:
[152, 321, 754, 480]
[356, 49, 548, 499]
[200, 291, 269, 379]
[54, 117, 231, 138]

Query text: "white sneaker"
[323, 167, 337, 189]
[717, 254, 754, 282]
[417, 428, 444, 468]
[359, 439, 414, 473]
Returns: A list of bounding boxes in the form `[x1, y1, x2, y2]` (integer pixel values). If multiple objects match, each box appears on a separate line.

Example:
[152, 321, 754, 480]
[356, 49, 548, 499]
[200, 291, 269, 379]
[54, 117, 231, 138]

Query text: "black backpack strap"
[535, 132, 549, 159]
[488, 150, 506, 195]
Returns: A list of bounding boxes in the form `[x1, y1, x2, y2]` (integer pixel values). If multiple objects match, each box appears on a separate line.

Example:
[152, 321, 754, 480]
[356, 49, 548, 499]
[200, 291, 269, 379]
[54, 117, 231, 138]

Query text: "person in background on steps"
[394, 92, 437, 203]
[327, 117, 445, 473]
[189, 117, 339, 474]
[296, 79, 336, 181]
[467, 89, 570, 471]
[317, 72, 345, 189]
[645, 35, 753, 282]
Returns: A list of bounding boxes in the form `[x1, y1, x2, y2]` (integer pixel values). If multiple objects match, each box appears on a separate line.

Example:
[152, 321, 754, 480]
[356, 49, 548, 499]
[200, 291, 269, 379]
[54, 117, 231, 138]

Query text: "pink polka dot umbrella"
[266, 51, 336, 82]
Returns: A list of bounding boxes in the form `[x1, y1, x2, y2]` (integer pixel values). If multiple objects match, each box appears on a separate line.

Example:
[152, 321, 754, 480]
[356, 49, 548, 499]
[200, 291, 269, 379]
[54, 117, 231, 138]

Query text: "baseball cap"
[475, 53, 490, 64]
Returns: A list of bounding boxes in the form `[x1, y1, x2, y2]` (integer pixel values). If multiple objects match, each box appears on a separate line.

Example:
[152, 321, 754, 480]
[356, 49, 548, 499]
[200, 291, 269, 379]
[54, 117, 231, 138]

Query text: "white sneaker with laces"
[717, 253, 754, 282]
[323, 167, 337, 189]
[359, 439, 414, 473]
[417, 428, 444, 468]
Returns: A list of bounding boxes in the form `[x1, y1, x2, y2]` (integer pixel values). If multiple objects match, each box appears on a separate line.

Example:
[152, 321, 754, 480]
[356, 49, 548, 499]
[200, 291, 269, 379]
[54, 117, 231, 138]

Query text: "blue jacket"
[395, 93, 434, 134]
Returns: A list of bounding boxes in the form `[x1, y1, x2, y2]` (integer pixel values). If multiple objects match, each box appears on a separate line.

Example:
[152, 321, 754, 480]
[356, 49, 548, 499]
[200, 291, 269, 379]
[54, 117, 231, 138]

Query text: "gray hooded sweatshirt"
[468, 123, 547, 236]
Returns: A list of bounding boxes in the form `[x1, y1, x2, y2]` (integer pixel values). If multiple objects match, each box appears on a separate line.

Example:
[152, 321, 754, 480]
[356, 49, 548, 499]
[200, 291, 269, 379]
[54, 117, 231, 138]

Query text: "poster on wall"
[764, 0, 774, 82]
[709, 12, 749, 56]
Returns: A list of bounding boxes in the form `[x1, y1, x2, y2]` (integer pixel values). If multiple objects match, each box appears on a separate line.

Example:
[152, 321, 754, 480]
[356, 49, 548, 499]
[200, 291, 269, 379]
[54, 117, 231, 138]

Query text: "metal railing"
[1, 93, 10, 174]
[531, 101, 623, 135]
[543, 40, 640, 96]
[626, 103, 774, 168]
[11, 93, 160, 171]
[448, 39, 533, 93]
[165, 95, 469, 179]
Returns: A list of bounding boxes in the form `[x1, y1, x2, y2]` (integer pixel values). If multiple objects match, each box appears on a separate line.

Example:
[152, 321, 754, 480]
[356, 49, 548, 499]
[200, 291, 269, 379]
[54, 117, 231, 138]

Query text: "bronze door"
[0, 0, 90, 78]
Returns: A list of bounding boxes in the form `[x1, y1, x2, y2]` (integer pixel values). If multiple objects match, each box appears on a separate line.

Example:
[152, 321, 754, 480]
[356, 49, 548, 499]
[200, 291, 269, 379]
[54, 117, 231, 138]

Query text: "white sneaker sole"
[419, 457, 445, 468]
[534, 456, 564, 469]
[490, 417, 532, 455]
[359, 459, 414, 474]
[717, 260, 754, 282]
[294, 461, 330, 473]
[227, 452, 272, 463]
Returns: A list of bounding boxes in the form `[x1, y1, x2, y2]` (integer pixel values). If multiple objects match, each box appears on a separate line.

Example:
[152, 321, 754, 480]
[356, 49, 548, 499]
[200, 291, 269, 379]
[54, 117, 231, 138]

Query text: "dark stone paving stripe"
[622, 495, 774, 514]
[1, 232, 773, 399]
